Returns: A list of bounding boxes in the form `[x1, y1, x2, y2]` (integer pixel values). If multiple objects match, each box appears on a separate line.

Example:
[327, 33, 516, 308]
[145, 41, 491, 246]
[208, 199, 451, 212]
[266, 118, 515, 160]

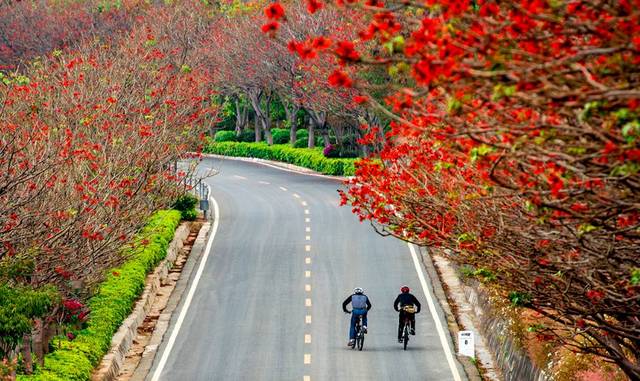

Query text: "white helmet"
[354, 287, 364, 294]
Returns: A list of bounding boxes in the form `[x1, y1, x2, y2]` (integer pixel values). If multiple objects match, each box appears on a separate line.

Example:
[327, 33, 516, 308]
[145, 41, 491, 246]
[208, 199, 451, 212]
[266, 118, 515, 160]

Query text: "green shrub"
[203, 142, 357, 176]
[172, 194, 198, 220]
[296, 129, 308, 140]
[271, 128, 290, 144]
[172, 194, 198, 212]
[181, 208, 198, 221]
[213, 130, 236, 142]
[294, 138, 307, 148]
[238, 130, 255, 142]
[19, 210, 182, 381]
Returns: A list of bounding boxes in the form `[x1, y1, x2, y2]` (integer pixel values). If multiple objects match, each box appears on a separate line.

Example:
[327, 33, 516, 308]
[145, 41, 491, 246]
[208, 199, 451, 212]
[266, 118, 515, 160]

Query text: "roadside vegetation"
[1, 0, 638, 380]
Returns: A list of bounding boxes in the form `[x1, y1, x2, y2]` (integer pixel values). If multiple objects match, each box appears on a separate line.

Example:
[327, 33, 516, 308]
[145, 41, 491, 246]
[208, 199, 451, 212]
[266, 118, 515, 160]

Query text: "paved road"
[147, 158, 467, 381]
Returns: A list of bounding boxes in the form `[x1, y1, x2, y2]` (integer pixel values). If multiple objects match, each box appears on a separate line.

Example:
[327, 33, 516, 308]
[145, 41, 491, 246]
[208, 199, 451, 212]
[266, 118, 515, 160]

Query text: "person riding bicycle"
[342, 287, 372, 347]
[394, 285, 421, 343]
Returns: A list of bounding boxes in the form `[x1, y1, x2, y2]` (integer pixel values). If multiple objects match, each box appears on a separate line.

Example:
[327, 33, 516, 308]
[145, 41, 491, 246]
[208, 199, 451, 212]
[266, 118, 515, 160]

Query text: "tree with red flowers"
[266, 0, 640, 377]
[0, 0, 217, 372]
[0, 0, 139, 69]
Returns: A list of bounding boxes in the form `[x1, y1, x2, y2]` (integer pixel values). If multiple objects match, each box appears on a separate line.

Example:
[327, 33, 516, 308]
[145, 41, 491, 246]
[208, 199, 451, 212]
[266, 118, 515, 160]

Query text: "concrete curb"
[91, 224, 191, 381]
[201, 153, 350, 182]
[129, 221, 211, 381]
[427, 251, 501, 380]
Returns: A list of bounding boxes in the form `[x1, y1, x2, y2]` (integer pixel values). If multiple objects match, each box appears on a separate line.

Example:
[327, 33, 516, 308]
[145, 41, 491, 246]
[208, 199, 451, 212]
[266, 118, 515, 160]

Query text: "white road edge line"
[408, 243, 462, 381]
[150, 188, 220, 381]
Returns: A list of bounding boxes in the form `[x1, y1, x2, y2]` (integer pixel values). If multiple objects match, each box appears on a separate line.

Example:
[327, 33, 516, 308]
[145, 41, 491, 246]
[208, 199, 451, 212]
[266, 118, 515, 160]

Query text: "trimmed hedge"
[204, 141, 357, 176]
[271, 128, 290, 144]
[213, 130, 236, 142]
[18, 210, 182, 381]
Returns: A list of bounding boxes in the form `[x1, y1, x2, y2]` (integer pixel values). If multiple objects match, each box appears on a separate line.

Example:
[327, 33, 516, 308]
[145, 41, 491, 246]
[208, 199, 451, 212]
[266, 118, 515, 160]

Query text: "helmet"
[401, 285, 410, 293]
[354, 287, 364, 294]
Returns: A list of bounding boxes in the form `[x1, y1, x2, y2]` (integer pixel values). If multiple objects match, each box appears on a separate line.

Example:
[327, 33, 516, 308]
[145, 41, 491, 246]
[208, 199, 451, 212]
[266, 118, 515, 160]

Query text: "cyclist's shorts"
[353, 308, 367, 315]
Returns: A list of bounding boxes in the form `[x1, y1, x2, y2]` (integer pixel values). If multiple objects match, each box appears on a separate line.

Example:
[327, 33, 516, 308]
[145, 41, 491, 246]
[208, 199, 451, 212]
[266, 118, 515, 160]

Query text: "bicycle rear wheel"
[357, 332, 364, 351]
[403, 325, 409, 350]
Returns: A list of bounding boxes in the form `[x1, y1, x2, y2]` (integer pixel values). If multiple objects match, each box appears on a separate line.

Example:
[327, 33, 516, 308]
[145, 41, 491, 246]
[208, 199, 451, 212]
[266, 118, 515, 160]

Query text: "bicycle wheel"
[351, 323, 358, 349]
[403, 324, 409, 350]
[357, 331, 364, 351]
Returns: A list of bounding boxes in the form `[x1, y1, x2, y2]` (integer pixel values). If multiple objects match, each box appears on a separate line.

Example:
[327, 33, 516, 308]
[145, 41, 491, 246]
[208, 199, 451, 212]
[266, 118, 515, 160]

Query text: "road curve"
[147, 157, 467, 381]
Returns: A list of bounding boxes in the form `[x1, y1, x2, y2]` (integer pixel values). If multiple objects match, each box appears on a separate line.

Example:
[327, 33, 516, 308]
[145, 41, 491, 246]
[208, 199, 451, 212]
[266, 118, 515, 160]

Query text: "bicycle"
[400, 305, 416, 350]
[349, 313, 366, 351]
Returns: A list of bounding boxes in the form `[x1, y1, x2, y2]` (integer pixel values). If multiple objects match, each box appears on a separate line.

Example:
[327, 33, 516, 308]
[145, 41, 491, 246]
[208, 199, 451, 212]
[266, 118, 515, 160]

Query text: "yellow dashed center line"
[305, 217, 310, 223]
[305, 245, 311, 252]
[293, 193, 301, 198]
[305, 298, 312, 307]
[305, 284, 311, 292]
[304, 354, 311, 364]
[305, 227, 311, 232]
[306, 315, 312, 324]
[304, 376, 311, 381]
[304, 209, 310, 215]
[305, 235, 311, 241]
[305, 270, 311, 278]
[305, 334, 312, 344]
[279, 186, 287, 191]
[301, 201, 308, 206]
[305, 257, 311, 264]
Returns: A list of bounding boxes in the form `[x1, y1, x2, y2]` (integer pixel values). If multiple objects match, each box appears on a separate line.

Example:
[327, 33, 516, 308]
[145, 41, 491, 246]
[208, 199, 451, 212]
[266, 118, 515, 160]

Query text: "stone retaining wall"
[462, 279, 549, 381]
[91, 224, 190, 381]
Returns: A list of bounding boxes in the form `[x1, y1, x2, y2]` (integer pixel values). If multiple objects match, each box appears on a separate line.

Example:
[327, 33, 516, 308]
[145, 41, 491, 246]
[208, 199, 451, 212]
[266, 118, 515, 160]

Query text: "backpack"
[351, 294, 368, 309]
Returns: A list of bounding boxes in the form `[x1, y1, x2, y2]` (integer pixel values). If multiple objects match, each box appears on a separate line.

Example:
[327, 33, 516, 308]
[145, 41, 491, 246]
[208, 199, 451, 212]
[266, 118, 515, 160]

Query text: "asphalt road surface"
[147, 157, 467, 381]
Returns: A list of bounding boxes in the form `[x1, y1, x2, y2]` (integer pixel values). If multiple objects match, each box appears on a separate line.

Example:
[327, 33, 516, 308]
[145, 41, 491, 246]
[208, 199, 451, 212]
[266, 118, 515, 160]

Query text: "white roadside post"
[458, 331, 475, 358]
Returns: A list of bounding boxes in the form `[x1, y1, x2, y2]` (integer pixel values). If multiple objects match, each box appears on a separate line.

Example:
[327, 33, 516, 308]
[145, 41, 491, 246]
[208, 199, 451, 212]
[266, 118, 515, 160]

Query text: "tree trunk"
[307, 110, 328, 148]
[33, 319, 44, 367]
[321, 128, 330, 147]
[284, 102, 300, 146]
[307, 120, 315, 148]
[43, 322, 55, 355]
[263, 92, 273, 145]
[247, 87, 273, 145]
[253, 113, 261, 142]
[21, 333, 32, 374]
[234, 97, 248, 137]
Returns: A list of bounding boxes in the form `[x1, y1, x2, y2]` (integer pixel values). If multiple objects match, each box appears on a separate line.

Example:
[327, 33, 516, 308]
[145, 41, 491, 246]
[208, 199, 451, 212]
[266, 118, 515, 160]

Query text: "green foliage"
[0, 285, 58, 358]
[204, 142, 357, 176]
[181, 208, 198, 221]
[631, 268, 640, 286]
[19, 211, 181, 381]
[238, 130, 255, 142]
[296, 129, 308, 140]
[271, 128, 290, 144]
[508, 291, 532, 307]
[173, 193, 199, 221]
[172, 194, 198, 212]
[294, 138, 308, 148]
[213, 130, 237, 142]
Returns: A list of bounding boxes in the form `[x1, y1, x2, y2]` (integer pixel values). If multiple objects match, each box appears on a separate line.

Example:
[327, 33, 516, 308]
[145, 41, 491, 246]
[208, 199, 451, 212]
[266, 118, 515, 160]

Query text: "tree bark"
[307, 110, 328, 148]
[234, 97, 248, 137]
[283, 101, 300, 146]
[247, 87, 273, 145]
[21, 333, 32, 374]
[253, 113, 261, 142]
[33, 319, 44, 367]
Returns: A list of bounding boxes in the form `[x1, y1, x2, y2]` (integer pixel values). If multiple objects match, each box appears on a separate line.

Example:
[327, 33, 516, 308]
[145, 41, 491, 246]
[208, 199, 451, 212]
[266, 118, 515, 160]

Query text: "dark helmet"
[401, 285, 410, 293]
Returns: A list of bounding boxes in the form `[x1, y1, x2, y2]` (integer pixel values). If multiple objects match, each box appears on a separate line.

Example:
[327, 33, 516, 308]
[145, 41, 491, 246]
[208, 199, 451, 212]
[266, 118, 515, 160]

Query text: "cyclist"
[342, 287, 372, 347]
[393, 285, 421, 343]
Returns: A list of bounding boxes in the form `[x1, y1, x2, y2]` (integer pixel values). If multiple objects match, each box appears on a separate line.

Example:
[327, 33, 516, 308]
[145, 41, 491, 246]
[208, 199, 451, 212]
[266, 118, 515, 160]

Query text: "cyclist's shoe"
[398, 338, 403, 343]
[348, 339, 355, 347]
[362, 325, 368, 334]
[410, 328, 416, 335]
